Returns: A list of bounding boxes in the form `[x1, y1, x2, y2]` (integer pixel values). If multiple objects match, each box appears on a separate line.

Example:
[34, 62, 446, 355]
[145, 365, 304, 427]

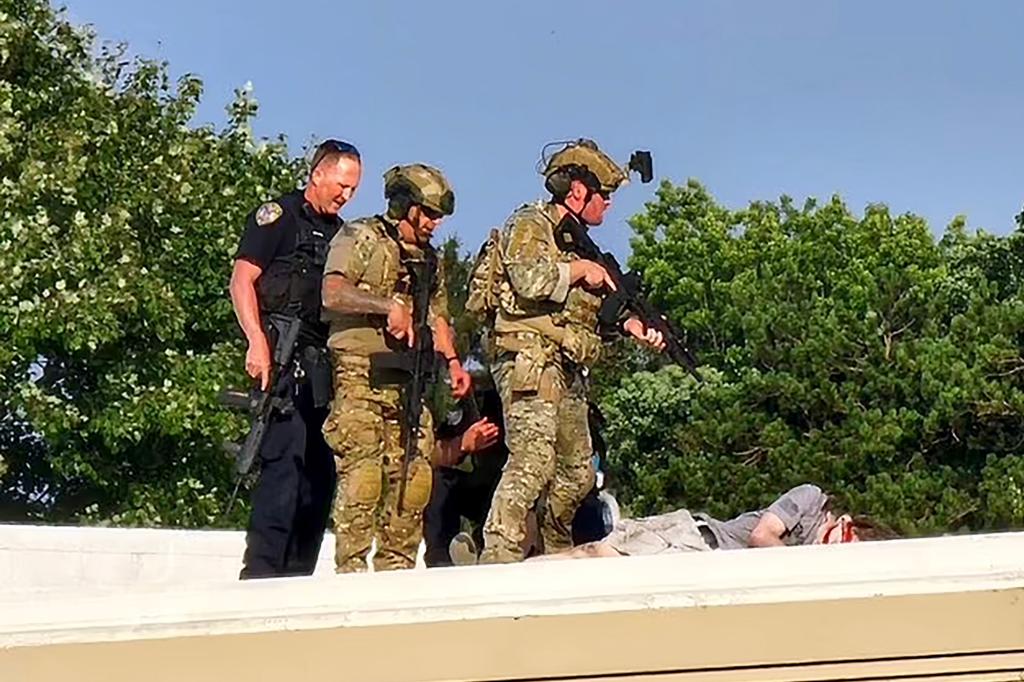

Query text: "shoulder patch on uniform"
[255, 202, 283, 226]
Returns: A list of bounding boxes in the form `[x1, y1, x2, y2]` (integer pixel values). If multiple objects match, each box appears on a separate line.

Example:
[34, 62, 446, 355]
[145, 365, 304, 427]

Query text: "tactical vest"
[491, 203, 605, 367]
[257, 204, 339, 338]
[324, 216, 441, 356]
[388, 221, 441, 306]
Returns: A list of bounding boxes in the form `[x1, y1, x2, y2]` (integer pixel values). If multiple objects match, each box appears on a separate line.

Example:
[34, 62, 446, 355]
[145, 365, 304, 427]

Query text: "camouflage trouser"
[322, 353, 435, 573]
[479, 344, 594, 563]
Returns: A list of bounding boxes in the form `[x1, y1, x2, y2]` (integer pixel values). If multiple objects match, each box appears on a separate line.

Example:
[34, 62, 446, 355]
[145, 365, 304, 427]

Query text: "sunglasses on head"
[324, 139, 359, 155]
[311, 139, 361, 169]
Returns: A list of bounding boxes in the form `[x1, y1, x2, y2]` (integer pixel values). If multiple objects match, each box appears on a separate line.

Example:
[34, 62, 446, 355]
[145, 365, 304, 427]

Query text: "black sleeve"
[235, 205, 288, 270]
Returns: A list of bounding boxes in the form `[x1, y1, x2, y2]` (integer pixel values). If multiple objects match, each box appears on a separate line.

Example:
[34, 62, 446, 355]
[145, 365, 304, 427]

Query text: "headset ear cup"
[387, 192, 413, 220]
[545, 171, 570, 197]
[546, 164, 600, 199]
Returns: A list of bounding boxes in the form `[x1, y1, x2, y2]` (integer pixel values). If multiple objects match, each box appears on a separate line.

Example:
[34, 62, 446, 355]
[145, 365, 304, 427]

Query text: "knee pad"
[400, 458, 433, 512]
[344, 459, 382, 506]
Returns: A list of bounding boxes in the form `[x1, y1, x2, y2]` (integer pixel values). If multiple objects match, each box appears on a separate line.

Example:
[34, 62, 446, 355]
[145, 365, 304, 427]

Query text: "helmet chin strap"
[391, 210, 420, 247]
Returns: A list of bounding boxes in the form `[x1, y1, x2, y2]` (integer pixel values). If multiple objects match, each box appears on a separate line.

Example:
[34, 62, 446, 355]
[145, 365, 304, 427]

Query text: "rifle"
[553, 221, 700, 379]
[220, 314, 303, 512]
[368, 249, 439, 513]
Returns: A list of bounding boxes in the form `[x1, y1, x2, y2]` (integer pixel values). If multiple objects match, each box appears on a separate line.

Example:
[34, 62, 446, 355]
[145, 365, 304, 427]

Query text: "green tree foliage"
[420, 235, 474, 420]
[0, 0, 302, 525]
[6, 1, 1023, 540]
[439, 235, 473, 355]
[0, 0, 482, 527]
[601, 180, 1024, 535]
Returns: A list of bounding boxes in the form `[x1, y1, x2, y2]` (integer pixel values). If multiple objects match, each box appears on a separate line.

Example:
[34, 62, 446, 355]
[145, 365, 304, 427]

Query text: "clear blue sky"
[63, 1, 1024, 258]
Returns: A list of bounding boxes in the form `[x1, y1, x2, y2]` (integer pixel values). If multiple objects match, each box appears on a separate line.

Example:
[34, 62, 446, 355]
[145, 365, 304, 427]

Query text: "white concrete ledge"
[0, 523, 335, 590]
[2, 530, 1024, 681]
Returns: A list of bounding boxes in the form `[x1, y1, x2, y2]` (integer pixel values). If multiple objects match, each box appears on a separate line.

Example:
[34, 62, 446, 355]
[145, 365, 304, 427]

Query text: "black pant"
[240, 376, 335, 579]
[424, 469, 612, 564]
[572, 488, 612, 545]
[423, 466, 499, 567]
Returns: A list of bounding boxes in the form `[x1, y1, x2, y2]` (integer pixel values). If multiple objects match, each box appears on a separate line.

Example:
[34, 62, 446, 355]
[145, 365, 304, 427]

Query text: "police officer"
[321, 163, 471, 572]
[476, 139, 664, 563]
[229, 139, 362, 579]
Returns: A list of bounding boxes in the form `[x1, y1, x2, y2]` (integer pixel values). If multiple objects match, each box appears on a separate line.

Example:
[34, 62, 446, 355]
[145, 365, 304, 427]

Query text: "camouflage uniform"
[479, 203, 604, 562]
[479, 140, 630, 563]
[321, 166, 453, 573]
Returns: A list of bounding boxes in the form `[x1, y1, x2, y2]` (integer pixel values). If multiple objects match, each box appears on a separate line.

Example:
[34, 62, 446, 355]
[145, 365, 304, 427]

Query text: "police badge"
[255, 202, 283, 226]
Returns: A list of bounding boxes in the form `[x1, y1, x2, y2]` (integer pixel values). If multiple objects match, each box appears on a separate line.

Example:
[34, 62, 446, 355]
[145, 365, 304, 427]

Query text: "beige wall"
[2, 529, 1023, 681]
[5, 591, 1024, 681]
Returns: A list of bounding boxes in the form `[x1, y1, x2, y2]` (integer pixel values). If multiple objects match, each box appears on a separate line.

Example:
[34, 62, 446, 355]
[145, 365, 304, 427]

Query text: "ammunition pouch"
[493, 312, 602, 369]
[561, 325, 603, 367]
[510, 343, 548, 393]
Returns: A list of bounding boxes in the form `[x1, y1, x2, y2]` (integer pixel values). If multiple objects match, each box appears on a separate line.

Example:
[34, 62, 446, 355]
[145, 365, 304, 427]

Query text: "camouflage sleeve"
[500, 209, 571, 303]
[323, 222, 380, 283]
[429, 255, 450, 322]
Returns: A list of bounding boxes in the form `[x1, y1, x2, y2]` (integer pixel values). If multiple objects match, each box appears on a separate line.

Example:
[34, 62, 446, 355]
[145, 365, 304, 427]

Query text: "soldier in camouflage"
[320, 164, 471, 572]
[477, 139, 665, 563]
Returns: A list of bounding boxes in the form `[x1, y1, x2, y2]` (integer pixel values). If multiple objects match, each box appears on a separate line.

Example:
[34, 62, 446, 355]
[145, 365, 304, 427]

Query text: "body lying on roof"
[536, 484, 895, 560]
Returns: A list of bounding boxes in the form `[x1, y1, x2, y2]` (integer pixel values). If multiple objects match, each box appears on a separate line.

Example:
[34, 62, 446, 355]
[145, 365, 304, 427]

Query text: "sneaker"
[448, 532, 479, 566]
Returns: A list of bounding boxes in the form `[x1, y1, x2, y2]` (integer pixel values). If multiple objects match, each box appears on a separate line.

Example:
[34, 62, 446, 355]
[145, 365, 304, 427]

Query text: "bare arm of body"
[748, 511, 787, 547]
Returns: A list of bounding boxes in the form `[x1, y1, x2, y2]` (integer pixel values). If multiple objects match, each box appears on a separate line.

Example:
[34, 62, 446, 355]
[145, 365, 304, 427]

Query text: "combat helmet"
[541, 138, 629, 197]
[384, 163, 455, 217]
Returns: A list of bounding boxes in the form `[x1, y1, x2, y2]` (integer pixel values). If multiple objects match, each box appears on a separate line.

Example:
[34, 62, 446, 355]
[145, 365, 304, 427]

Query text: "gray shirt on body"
[702, 484, 829, 550]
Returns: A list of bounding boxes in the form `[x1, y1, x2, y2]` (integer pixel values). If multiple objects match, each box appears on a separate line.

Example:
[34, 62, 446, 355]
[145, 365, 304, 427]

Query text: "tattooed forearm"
[322, 274, 393, 316]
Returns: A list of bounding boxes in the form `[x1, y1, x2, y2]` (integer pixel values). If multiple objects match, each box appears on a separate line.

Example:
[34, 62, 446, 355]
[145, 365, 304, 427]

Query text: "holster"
[298, 345, 333, 408]
[368, 350, 440, 389]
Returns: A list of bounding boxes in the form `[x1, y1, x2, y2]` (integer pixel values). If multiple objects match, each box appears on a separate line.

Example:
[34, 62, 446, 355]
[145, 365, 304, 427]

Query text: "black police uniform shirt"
[235, 189, 341, 334]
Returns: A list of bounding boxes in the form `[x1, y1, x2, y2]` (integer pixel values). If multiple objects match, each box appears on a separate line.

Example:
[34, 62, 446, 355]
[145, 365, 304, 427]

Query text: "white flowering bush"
[0, 0, 301, 526]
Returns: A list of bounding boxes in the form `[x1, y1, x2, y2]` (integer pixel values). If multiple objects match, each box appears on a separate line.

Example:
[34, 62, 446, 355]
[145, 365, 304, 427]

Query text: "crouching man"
[538, 484, 894, 559]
